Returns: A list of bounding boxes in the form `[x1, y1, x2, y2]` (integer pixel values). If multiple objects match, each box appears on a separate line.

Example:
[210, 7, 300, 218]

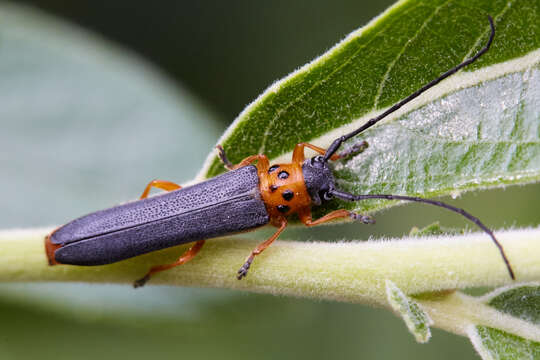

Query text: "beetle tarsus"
[237, 259, 252, 280]
[216, 145, 234, 170]
[133, 274, 151, 288]
[336, 140, 369, 160]
[350, 212, 375, 224]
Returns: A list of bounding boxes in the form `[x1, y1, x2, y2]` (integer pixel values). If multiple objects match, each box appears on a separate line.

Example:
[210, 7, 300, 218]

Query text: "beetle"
[45, 16, 515, 287]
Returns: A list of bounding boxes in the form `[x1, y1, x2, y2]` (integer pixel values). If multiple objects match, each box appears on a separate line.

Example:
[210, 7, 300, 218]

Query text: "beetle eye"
[323, 192, 333, 201]
[311, 155, 324, 166]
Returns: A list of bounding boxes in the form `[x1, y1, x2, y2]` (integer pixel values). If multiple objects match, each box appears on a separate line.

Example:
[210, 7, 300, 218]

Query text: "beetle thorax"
[258, 162, 312, 223]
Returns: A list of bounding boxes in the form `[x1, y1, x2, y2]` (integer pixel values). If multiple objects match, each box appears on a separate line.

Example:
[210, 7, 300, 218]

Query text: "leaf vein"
[256, 2, 430, 155]
[373, 0, 451, 109]
[461, 0, 514, 62]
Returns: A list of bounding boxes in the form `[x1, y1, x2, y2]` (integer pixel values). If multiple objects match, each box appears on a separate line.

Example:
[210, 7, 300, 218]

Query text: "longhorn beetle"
[45, 16, 515, 287]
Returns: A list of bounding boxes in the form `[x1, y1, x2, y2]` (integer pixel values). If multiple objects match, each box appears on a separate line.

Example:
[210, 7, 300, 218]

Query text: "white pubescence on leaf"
[333, 62, 540, 201]
[385, 280, 433, 343]
[468, 325, 540, 360]
[480, 283, 540, 326]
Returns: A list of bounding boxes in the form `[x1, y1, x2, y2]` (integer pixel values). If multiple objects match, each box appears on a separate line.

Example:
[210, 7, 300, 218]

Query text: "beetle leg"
[291, 141, 368, 164]
[229, 154, 268, 170]
[237, 218, 287, 280]
[133, 240, 205, 288]
[140, 180, 181, 199]
[299, 208, 375, 226]
[292, 143, 340, 164]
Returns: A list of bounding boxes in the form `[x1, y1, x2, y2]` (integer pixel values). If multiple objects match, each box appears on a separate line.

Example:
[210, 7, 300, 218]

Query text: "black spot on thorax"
[277, 205, 290, 213]
[282, 190, 294, 201]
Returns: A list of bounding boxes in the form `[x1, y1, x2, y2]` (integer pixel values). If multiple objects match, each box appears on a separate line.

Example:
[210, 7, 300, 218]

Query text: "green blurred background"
[1, 1, 539, 359]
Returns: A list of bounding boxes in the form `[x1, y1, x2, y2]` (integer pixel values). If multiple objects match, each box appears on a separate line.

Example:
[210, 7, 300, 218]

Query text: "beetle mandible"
[45, 16, 515, 287]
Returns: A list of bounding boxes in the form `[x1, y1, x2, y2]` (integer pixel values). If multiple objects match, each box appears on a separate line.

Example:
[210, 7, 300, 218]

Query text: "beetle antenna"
[329, 188, 515, 280]
[323, 15, 495, 161]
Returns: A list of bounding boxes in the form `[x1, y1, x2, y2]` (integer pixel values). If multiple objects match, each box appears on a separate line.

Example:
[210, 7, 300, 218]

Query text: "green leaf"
[385, 280, 432, 343]
[409, 221, 464, 237]
[485, 284, 540, 325]
[469, 326, 540, 360]
[199, 0, 540, 217]
[461, 284, 540, 359]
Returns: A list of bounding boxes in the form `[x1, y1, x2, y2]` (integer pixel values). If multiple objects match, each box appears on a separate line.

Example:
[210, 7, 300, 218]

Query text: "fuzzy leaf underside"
[330, 63, 540, 215]
[200, 0, 540, 216]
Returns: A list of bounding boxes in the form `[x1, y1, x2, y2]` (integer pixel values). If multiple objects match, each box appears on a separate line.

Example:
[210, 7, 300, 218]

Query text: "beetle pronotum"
[45, 16, 515, 287]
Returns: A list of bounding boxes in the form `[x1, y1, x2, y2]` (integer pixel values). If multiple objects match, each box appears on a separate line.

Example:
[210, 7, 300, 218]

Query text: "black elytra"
[51, 166, 269, 265]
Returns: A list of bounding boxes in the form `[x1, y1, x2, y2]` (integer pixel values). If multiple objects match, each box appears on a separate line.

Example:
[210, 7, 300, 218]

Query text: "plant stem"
[1, 227, 538, 306]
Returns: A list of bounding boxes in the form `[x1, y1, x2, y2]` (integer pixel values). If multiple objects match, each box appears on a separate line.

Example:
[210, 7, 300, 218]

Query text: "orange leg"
[140, 180, 181, 199]
[134, 179, 186, 288]
[292, 143, 340, 164]
[299, 209, 375, 226]
[233, 154, 270, 170]
[292, 141, 368, 164]
[133, 240, 205, 288]
[237, 218, 287, 279]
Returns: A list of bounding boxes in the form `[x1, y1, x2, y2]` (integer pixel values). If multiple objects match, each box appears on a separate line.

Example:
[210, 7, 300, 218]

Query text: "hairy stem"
[1, 227, 539, 305]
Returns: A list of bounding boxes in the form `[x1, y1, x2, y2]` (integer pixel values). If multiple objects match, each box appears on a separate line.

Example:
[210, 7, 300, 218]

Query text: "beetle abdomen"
[49, 166, 270, 265]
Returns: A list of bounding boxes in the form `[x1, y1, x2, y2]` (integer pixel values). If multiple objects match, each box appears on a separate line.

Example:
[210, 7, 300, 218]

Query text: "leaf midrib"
[373, 0, 451, 109]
